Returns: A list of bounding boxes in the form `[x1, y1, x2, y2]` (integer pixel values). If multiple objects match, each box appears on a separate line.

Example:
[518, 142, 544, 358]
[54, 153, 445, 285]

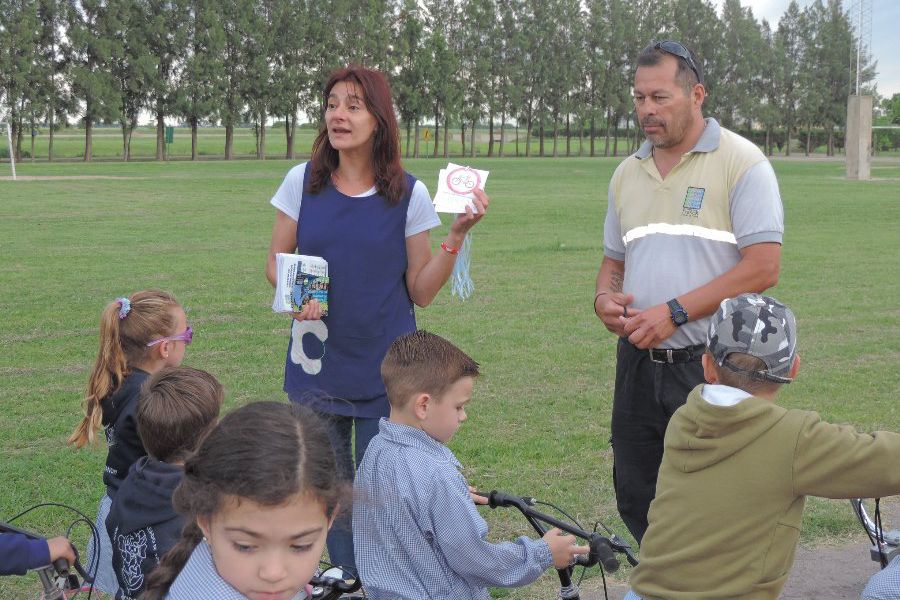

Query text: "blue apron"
[284, 163, 417, 418]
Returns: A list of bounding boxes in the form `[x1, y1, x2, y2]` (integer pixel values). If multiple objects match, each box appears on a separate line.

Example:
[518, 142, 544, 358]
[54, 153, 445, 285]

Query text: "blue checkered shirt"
[861, 555, 900, 600]
[353, 419, 552, 599]
[165, 539, 307, 599]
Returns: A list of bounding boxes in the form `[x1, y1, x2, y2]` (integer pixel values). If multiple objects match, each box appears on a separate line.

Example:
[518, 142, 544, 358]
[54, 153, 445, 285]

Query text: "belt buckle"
[649, 349, 674, 364]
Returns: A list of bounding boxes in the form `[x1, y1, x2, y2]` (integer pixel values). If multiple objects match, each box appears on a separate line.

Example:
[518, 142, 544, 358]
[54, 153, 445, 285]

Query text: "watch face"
[674, 311, 688, 325]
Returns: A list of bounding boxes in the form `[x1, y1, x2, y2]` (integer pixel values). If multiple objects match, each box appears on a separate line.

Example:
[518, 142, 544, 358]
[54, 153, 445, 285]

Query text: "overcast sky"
[712, 0, 899, 98]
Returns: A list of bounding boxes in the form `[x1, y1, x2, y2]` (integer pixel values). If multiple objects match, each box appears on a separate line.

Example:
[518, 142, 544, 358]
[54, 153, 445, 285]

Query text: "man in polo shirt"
[593, 40, 784, 544]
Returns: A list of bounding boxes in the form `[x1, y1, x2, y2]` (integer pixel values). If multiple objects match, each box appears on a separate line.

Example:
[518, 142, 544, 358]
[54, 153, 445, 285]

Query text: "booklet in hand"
[272, 253, 329, 316]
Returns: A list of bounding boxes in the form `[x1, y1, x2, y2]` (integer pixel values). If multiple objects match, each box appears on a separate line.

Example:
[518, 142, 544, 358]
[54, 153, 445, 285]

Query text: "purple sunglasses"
[146, 325, 193, 347]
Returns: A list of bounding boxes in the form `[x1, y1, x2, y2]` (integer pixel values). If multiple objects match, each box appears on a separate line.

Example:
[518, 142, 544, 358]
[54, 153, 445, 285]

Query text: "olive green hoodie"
[630, 384, 900, 600]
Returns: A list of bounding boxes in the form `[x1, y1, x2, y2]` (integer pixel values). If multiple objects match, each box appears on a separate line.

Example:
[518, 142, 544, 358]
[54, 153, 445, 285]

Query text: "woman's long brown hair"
[308, 65, 407, 206]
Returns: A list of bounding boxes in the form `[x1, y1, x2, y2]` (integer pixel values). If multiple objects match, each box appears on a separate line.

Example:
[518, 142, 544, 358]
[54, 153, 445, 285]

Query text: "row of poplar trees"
[0, 0, 876, 161]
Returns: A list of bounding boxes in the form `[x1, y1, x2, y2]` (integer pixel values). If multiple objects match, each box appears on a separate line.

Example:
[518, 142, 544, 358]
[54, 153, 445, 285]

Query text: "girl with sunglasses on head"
[69, 290, 192, 594]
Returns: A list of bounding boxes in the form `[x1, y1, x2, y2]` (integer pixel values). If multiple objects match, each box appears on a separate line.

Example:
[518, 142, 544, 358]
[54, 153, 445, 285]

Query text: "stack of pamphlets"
[272, 253, 329, 315]
[432, 162, 490, 214]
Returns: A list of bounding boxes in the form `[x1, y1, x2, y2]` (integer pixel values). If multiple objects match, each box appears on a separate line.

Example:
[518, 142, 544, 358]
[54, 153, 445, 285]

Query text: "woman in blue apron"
[265, 65, 488, 574]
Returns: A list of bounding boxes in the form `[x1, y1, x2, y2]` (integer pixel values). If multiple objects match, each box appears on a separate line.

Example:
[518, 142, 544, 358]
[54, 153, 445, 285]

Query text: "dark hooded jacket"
[101, 368, 150, 496]
[106, 456, 184, 600]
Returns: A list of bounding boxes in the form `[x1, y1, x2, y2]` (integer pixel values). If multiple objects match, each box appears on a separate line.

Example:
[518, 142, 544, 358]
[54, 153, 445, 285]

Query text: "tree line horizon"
[1, 0, 890, 163]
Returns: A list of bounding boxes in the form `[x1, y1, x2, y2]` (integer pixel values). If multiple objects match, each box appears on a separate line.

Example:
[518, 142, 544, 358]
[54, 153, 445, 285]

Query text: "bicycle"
[0, 516, 94, 600]
[852, 498, 899, 569]
[474, 490, 638, 600]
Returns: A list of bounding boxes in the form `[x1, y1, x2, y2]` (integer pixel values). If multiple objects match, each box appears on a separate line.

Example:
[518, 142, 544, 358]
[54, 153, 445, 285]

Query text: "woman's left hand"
[449, 188, 489, 237]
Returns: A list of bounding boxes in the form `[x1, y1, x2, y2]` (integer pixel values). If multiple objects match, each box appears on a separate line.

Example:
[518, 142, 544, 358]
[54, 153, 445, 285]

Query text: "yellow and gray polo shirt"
[603, 118, 784, 349]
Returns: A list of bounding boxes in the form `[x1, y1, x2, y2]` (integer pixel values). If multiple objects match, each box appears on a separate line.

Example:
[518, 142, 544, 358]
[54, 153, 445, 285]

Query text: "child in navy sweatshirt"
[105, 366, 223, 600]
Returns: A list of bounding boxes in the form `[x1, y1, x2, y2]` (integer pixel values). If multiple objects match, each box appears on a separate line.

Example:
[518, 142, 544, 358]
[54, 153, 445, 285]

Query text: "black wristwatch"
[667, 298, 689, 327]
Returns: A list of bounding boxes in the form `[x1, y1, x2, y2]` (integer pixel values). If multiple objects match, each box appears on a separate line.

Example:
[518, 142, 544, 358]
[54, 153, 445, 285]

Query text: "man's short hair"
[381, 330, 480, 409]
[637, 40, 704, 93]
[706, 294, 798, 395]
[137, 366, 224, 462]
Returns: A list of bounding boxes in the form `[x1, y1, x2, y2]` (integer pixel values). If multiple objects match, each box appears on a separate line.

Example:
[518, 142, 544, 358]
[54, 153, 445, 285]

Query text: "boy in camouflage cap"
[625, 293, 900, 600]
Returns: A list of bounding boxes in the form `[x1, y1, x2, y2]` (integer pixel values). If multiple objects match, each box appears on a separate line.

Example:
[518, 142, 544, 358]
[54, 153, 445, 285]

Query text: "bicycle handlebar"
[475, 490, 637, 569]
[308, 566, 363, 599]
[0, 519, 90, 594]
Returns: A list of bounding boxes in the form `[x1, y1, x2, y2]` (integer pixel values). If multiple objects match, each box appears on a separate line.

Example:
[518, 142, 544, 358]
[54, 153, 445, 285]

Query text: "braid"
[140, 522, 203, 600]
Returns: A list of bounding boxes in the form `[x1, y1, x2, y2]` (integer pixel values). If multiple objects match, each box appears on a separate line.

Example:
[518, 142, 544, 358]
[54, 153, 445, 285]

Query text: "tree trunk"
[827, 129, 834, 157]
[604, 108, 611, 157]
[590, 114, 596, 157]
[565, 113, 571, 157]
[613, 117, 619, 157]
[539, 122, 545, 157]
[488, 115, 494, 157]
[156, 113, 165, 160]
[225, 123, 234, 160]
[515, 123, 520, 156]
[785, 127, 792, 156]
[499, 111, 506, 157]
[405, 121, 411, 158]
[84, 119, 93, 162]
[192, 118, 199, 160]
[552, 119, 559, 158]
[286, 114, 296, 160]
[765, 128, 771, 156]
[805, 123, 811, 156]
[48, 110, 54, 162]
[121, 124, 129, 162]
[461, 123, 467, 156]
[579, 119, 585, 157]
[433, 111, 439, 158]
[470, 120, 476, 158]
[525, 114, 532, 158]
[413, 121, 420, 158]
[258, 113, 266, 160]
[443, 116, 449, 158]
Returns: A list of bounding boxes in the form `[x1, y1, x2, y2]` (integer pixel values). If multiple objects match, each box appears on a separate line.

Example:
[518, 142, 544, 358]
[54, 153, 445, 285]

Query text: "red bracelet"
[441, 241, 460, 255]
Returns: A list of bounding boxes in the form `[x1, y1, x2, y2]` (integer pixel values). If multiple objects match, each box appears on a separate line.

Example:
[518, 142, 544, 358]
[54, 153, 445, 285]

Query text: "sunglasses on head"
[146, 325, 193, 347]
[653, 40, 702, 85]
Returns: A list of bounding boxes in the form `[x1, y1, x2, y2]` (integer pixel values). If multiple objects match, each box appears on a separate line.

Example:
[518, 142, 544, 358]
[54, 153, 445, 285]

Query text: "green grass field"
[1, 156, 898, 598]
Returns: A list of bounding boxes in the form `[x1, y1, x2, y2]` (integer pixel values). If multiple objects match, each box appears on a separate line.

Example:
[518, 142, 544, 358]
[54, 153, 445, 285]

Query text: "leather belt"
[647, 343, 706, 364]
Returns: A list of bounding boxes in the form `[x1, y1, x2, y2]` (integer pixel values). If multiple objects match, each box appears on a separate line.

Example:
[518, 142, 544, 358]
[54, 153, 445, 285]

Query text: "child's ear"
[701, 353, 719, 384]
[196, 516, 211, 539]
[789, 353, 801, 379]
[412, 393, 430, 420]
[148, 339, 170, 361]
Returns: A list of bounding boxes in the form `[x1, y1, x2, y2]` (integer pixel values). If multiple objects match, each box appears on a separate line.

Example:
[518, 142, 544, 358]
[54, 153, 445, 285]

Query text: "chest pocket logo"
[290, 319, 328, 375]
[682, 186, 705, 218]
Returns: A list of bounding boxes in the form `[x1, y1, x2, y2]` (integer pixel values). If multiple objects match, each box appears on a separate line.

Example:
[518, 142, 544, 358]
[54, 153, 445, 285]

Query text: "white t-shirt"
[270, 162, 441, 237]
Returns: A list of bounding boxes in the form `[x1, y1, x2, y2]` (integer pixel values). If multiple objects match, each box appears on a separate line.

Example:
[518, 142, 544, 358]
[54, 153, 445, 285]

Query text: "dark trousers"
[311, 409, 381, 574]
[611, 338, 705, 545]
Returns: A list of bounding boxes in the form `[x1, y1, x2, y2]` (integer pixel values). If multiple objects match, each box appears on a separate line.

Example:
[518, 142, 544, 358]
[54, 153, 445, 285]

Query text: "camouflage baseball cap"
[706, 293, 797, 383]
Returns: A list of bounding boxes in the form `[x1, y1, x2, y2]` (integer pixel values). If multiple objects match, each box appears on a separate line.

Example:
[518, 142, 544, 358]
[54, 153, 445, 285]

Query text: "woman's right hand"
[291, 299, 323, 322]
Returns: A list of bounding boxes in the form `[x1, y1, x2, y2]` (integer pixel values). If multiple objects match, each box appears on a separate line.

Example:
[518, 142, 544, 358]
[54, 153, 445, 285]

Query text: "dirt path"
[581, 501, 898, 600]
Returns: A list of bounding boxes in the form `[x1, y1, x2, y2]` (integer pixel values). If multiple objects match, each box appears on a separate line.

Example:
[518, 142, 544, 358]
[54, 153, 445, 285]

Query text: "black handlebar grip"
[52, 558, 70, 574]
[591, 537, 620, 573]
